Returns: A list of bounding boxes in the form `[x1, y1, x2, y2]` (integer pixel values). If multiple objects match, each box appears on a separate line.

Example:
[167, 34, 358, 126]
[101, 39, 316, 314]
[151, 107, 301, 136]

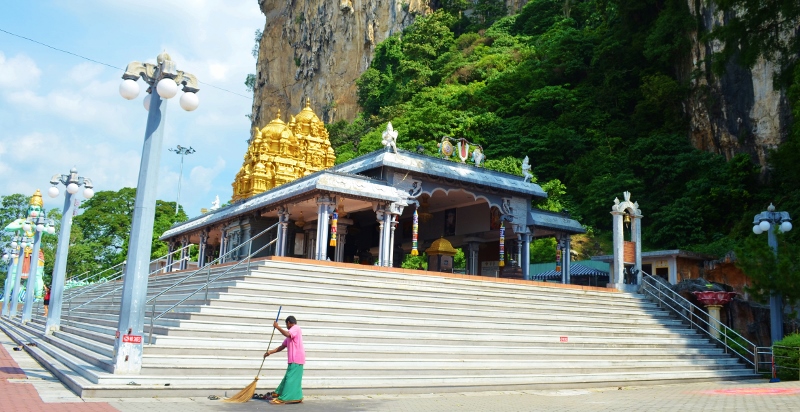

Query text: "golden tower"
[232, 100, 336, 202]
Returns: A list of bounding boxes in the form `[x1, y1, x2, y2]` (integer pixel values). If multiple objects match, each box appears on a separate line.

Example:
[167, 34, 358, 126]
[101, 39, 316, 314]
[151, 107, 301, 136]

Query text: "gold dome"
[295, 98, 318, 124]
[260, 110, 287, 137]
[425, 237, 457, 256]
[29, 189, 43, 207]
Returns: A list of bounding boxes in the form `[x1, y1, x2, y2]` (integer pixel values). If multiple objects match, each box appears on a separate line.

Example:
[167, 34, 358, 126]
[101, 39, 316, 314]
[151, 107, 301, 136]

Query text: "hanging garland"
[411, 208, 419, 256]
[330, 210, 338, 247]
[499, 221, 505, 267]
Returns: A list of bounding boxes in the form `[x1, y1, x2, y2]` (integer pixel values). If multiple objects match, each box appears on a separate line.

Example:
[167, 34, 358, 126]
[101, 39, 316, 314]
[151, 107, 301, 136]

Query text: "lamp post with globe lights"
[752, 203, 793, 343]
[115, 52, 199, 374]
[2, 236, 23, 317]
[169, 144, 196, 215]
[44, 168, 94, 333]
[21, 209, 56, 324]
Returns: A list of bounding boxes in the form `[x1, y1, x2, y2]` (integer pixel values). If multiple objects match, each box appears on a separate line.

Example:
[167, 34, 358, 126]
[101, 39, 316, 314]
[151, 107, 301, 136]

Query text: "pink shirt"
[282, 325, 305, 365]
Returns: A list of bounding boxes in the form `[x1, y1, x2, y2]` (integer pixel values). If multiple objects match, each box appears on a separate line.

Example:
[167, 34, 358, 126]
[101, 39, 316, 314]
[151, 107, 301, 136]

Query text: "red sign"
[122, 334, 142, 344]
[559, 336, 568, 343]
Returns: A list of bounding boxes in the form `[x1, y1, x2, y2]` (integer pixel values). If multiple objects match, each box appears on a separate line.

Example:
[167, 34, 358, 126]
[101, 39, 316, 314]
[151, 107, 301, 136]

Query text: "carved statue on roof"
[231, 99, 335, 202]
[521, 156, 532, 182]
[382, 122, 398, 153]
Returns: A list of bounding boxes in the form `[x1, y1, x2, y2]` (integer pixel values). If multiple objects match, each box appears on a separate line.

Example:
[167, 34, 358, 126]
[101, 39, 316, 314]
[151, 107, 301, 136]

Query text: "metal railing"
[147, 222, 279, 344]
[65, 244, 193, 318]
[772, 345, 800, 380]
[640, 271, 759, 373]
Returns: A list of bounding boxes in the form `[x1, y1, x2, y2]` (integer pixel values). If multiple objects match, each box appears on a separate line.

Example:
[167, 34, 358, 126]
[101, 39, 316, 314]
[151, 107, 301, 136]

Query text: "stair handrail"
[640, 271, 758, 373]
[147, 222, 279, 344]
[65, 243, 193, 315]
[64, 261, 127, 298]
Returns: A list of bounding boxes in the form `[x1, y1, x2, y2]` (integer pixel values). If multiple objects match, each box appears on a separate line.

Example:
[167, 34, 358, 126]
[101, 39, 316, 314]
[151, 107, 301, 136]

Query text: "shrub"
[774, 333, 800, 381]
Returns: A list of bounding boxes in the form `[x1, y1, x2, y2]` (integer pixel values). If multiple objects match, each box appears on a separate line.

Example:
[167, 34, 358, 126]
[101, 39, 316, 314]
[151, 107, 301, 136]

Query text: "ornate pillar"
[179, 237, 189, 270]
[219, 229, 228, 263]
[166, 241, 176, 272]
[564, 235, 572, 284]
[521, 232, 531, 280]
[374, 204, 386, 266]
[198, 230, 208, 267]
[611, 213, 624, 287]
[334, 221, 350, 262]
[634, 215, 642, 285]
[276, 205, 290, 257]
[386, 202, 405, 267]
[315, 195, 333, 260]
[467, 241, 481, 276]
[610, 191, 643, 291]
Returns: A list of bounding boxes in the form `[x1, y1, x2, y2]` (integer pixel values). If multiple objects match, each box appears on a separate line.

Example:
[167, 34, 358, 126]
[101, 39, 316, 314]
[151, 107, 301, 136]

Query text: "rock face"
[250, 0, 432, 133]
[250, 1, 529, 135]
[687, 1, 792, 171]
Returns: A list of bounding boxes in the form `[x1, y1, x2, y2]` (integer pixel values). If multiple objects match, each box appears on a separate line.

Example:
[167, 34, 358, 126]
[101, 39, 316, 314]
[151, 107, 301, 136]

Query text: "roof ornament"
[437, 136, 485, 167]
[522, 156, 532, 182]
[381, 122, 398, 153]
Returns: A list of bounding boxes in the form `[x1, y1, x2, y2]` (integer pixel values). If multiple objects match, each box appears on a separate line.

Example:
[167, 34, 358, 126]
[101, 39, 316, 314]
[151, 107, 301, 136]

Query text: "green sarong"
[275, 363, 303, 402]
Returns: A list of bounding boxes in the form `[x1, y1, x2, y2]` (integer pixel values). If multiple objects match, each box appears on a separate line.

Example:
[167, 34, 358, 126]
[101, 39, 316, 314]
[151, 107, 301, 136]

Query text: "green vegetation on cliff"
[330, 0, 799, 256]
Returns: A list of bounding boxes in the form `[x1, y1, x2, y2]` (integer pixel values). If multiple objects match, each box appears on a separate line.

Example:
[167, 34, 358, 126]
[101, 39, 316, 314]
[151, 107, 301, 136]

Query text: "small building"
[591, 250, 714, 285]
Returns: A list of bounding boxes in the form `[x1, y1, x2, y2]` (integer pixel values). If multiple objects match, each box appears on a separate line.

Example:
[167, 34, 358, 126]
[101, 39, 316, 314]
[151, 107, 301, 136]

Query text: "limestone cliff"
[250, 0, 432, 132]
[687, 1, 792, 171]
[250, 1, 529, 134]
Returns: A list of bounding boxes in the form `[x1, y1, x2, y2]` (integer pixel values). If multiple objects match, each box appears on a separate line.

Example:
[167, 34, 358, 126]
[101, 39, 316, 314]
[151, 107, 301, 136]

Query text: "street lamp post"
[752, 203, 793, 344]
[45, 168, 94, 333]
[115, 52, 199, 374]
[2, 236, 22, 317]
[169, 145, 196, 215]
[21, 207, 56, 324]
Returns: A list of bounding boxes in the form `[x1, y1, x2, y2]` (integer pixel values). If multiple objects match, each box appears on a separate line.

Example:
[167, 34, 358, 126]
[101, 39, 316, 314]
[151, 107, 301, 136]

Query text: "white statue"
[210, 195, 220, 210]
[472, 147, 485, 167]
[521, 156, 532, 182]
[381, 122, 398, 153]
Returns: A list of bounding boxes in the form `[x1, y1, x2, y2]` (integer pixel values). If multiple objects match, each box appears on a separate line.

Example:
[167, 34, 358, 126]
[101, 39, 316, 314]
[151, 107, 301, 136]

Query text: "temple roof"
[528, 209, 586, 234]
[161, 171, 407, 240]
[332, 149, 548, 198]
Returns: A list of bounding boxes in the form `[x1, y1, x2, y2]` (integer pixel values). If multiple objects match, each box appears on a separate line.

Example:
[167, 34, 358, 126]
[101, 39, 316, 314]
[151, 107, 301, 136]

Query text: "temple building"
[161, 103, 585, 281]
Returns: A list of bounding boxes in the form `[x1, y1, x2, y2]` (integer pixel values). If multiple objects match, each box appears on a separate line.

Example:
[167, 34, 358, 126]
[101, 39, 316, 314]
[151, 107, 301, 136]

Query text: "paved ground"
[3, 328, 800, 411]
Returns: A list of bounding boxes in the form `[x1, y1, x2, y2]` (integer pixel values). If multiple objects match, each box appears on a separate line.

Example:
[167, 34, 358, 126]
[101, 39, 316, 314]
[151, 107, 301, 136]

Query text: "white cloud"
[0, 52, 41, 89]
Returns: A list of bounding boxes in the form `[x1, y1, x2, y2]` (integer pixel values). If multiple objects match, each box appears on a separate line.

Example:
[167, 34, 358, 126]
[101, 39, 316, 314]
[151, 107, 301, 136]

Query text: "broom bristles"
[223, 377, 259, 403]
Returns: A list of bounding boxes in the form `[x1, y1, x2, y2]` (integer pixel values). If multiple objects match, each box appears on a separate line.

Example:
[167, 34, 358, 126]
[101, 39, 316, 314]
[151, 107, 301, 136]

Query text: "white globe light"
[2, 254, 8, 261]
[143, 94, 151, 111]
[119, 79, 140, 100]
[20, 242, 27, 248]
[156, 78, 178, 99]
[83, 188, 95, 199]
[22, 223, 31, 232]
[48, 186, 59, 198]
[67, 182, 80, 194]
[753, 225, 763, 235]
[47, 226, 56, 235]
[179, 92, 199, 111]
[36, 224, 45, 232]
[11, 241, 18, 248]
[781, 221, 793, 232]
[759, 221, 771, 231]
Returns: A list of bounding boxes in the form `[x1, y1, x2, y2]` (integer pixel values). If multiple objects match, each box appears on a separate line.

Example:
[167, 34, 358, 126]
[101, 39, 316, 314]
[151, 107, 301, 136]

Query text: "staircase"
[0, 257, 756, 398]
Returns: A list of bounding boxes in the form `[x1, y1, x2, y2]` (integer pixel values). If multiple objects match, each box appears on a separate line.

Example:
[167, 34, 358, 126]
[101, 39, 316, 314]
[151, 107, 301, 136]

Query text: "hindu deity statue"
[2, 190, 46, 303]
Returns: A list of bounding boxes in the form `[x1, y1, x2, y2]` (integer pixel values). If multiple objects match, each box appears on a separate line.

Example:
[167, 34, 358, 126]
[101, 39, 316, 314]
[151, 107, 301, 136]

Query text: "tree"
[68, 188, 188, 280]
[0, 194, 29, 232]
[735, 234, 800, 310]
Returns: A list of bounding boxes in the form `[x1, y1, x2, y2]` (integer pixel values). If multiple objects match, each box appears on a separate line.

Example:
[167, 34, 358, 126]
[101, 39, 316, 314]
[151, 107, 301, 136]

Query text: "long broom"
[223, 306, 282, 403]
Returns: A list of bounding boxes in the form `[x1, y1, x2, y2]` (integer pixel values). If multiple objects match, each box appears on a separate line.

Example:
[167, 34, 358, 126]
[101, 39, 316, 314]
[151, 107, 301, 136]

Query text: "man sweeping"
[264, 315, 305, 404]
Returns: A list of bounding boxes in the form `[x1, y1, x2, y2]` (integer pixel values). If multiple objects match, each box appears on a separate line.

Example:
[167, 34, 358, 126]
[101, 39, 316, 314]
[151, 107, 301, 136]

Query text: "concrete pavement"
[3, 328, 800, 411]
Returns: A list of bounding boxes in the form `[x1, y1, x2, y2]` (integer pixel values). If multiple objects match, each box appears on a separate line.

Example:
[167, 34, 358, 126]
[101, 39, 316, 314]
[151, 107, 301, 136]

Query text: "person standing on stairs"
[43, 284, 50, 317]
[264, 315, 305, 404]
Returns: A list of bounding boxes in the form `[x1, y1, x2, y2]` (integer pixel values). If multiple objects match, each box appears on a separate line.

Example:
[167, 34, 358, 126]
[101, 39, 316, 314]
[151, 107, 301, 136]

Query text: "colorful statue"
[2, 190, 47, 303]
[472, 147, 485, 167]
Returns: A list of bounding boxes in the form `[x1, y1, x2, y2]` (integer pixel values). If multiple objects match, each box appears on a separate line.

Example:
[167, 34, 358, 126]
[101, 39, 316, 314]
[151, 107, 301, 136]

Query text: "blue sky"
[0, 0, 264, 217]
